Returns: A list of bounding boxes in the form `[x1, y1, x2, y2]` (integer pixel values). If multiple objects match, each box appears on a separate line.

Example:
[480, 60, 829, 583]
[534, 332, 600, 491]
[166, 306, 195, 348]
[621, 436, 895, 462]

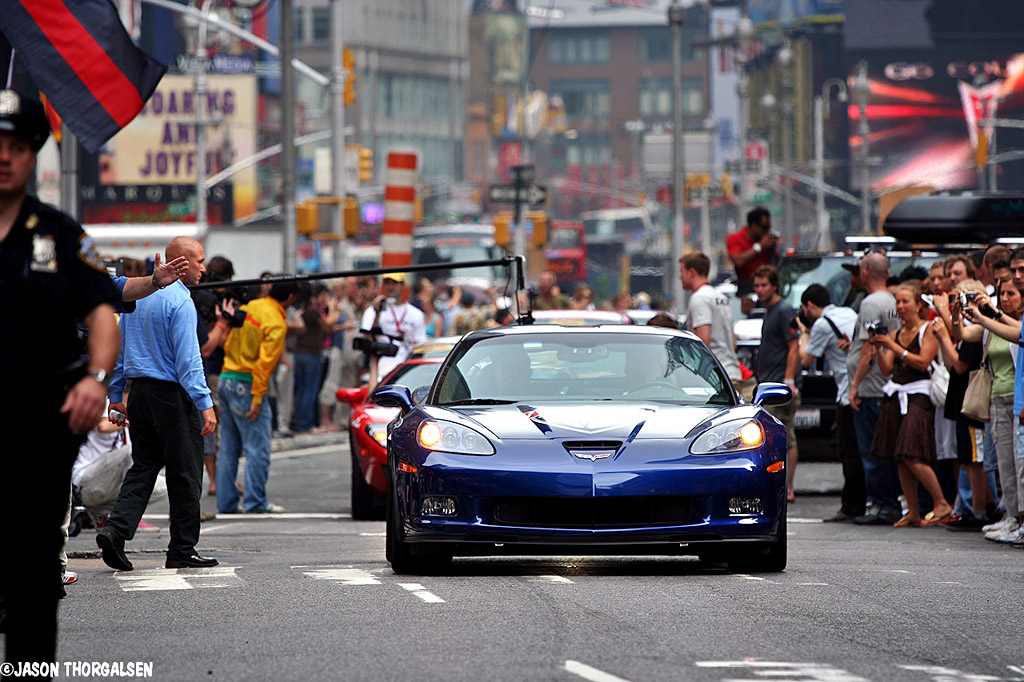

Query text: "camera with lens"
[866, 320, 889, 336]
[352, 332, 400, 357]
[958, 290, 979, 309]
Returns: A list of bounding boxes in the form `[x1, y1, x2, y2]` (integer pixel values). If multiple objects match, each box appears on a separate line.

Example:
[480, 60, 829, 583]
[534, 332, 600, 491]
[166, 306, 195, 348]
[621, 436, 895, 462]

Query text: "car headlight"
[365, 423, 388, 447]
[417, 419, 494, 455]
[690, 419, 764, 455]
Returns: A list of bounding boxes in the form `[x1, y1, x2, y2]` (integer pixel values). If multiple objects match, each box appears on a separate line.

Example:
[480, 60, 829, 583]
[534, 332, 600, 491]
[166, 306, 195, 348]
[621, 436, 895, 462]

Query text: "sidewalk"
[271, 430, 347, 453]
[794, 461, 842, 495]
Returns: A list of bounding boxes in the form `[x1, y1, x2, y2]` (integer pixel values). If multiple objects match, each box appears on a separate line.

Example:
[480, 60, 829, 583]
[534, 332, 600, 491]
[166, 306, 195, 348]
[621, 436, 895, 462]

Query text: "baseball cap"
[382, 272, 405, 283]
[841, 258, 861, 274]
[0, 90, 50, 152]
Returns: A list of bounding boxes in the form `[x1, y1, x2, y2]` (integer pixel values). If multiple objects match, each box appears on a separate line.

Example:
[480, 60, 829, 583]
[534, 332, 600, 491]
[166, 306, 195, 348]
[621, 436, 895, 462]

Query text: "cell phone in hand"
[109, 409, 127, 423]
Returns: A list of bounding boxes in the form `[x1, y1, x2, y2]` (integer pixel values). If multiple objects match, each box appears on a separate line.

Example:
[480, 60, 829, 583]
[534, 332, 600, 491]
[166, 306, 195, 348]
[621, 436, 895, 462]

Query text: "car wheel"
[350, 437, 382, 520]
[728, 506, 787, 573]
[386, 481, 451, 575]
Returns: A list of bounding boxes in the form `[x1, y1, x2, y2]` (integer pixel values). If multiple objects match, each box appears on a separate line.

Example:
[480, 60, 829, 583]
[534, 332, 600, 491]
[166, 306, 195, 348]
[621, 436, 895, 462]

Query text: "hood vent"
[562, 440, 622, 461]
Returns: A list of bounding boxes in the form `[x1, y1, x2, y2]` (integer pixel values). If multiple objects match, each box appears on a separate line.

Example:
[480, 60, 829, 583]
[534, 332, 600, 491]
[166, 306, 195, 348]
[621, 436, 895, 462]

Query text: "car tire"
[350, 437, 382, 520]
[386, 479, 451, 575]
[728, 507, 787, 573]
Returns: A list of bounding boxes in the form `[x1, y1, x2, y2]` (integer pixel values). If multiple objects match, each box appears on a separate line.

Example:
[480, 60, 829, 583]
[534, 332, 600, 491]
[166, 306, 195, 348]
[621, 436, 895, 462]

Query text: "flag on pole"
[0, 0, 166, 153]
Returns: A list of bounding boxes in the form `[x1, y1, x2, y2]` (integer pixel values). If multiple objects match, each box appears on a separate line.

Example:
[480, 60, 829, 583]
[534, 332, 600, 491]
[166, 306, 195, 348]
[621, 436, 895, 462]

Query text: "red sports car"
[337, 339, 457, 519]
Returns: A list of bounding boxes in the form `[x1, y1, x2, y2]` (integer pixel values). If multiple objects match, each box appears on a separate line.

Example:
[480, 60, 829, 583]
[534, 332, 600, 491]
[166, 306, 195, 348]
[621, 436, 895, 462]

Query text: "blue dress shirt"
[109, 280, 213, 411]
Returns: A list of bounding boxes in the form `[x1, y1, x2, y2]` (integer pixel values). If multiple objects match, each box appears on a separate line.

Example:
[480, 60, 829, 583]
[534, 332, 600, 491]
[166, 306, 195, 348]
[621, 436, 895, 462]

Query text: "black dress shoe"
[96, 529, 134, 571]
[823, 511, 857, 523]
[165, 553, 219, 569]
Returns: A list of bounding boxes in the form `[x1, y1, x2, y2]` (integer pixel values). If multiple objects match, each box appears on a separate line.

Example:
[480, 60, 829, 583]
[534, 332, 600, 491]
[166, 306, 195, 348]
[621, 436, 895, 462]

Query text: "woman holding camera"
[956, 278, 1024, 535]
[869, 281, 952, 527]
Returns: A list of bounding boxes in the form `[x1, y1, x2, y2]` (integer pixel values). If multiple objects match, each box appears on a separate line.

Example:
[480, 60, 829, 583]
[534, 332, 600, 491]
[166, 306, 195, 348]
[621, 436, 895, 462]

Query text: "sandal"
[894, 515, 922, 528]
[922, 510, 954, 526]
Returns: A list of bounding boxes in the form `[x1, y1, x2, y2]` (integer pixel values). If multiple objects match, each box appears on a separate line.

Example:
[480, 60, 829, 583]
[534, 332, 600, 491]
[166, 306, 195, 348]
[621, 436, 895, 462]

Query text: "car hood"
[452, 402, 727, 441]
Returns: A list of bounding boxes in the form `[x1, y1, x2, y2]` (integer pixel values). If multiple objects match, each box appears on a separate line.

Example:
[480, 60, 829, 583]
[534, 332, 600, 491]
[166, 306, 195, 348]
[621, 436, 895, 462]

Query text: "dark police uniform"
[0, 193, 119, 667]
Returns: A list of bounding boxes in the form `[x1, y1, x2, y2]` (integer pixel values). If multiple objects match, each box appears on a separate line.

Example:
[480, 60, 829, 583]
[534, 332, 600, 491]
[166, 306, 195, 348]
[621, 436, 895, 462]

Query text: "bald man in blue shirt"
[98, 236, 219, 571]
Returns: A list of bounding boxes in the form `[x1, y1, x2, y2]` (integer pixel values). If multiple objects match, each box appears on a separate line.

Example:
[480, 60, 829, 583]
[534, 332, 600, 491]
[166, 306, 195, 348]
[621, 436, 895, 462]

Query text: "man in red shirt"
[727, 206, 779, 297]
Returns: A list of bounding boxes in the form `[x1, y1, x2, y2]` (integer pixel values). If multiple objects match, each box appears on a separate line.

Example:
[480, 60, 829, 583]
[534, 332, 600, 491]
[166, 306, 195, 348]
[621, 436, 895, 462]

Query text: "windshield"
[383, 362, 443, 392]
[778, 254, 942, 310]
[412, 242, 504, 280]
[549, 227, 580, 249]
[432, 332, 733, 406]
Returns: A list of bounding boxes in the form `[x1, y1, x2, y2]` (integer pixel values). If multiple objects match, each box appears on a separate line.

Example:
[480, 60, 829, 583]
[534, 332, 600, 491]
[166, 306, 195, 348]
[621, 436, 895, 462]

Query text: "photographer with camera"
[868, 280, 951, 527]
[847, 252, 902, 526]
[359, 273, 426, 390]
[727, 207, 780, 302]
[952, 276, 1024, 537]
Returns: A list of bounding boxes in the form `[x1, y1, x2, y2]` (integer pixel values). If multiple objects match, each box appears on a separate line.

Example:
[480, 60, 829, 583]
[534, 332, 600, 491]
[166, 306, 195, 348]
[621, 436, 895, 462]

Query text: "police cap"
[0, 90, 50, 152]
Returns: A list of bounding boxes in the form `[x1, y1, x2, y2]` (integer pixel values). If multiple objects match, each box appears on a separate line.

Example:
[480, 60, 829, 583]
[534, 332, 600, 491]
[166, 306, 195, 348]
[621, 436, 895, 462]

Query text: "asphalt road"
[53, 434, 1024, 682]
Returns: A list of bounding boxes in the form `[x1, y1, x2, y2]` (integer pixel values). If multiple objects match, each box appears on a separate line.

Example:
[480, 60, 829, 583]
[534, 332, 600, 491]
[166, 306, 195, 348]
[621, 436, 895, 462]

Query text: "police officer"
[0, 90, 120, 672]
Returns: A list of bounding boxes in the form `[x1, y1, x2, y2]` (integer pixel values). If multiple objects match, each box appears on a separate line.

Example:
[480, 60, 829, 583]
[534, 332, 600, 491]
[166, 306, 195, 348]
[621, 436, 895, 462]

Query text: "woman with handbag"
[933, 279, 993, 528]
[957, 278, 1024, 534]
[868, 281, 952, 527]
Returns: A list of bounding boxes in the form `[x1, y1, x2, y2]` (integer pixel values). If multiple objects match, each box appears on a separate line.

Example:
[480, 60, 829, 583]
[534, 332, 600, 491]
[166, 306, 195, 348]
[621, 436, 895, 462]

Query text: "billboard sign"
[89, 74, 258, 221]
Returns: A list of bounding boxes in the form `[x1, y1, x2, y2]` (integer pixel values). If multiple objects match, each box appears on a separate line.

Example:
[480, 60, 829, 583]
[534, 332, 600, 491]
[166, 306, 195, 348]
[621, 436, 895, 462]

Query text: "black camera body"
[352, 336, 399, 357]
[866, 320, 889, 336]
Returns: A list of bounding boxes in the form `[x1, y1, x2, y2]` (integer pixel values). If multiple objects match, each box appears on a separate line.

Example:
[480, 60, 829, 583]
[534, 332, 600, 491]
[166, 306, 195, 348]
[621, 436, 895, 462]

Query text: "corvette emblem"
[570, 450, 615, 461]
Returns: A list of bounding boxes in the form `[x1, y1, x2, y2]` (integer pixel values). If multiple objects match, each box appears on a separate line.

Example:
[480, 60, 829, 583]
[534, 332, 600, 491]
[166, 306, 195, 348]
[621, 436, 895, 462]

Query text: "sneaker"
[137, 519, 160, 532]
[942, 514, 987, 532]
[989, 525, 1024, 544]
[983, 516, 1019, 536]
[61, 571, 78, 586]
[200, 511, 217, 522]
[259, 503, 286, 514]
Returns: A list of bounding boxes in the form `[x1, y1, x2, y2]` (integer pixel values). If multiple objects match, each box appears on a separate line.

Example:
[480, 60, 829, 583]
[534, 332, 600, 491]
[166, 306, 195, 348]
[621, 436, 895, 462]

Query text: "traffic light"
[358, 146, 373, 183]
[413, 196, 423, 224]
[343, 196, 360, 238]
[493, 211, 512, 249]
[343, 48, 356, 106]
[296, 200, 317, 234]
[529, 210, 547, 248]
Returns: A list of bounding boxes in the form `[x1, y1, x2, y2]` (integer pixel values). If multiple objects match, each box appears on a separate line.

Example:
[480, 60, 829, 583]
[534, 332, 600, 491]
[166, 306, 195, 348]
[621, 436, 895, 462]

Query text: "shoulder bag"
[961, 332, 993, 423]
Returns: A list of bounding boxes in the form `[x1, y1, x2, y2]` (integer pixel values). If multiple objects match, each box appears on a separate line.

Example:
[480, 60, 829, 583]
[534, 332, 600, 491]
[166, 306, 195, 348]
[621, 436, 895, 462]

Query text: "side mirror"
[336, 386, 369, 406]
[411, 386, 431, 404]
[754, 382, 793, 407]
[371, 385, 414, 413]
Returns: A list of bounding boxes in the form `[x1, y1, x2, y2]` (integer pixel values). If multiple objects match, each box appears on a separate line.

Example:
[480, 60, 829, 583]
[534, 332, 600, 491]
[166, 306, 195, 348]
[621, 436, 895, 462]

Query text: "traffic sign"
[488, 183, 548, 207]
[752, 190, 773, 202]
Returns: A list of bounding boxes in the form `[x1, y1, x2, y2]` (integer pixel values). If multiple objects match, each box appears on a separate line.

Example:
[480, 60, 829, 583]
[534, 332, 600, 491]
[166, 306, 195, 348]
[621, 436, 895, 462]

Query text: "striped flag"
[0, 0, 166, 153]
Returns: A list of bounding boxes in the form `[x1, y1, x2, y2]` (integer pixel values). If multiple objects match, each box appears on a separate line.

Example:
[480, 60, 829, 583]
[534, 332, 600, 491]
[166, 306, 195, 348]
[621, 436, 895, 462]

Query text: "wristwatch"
[88, 369, 111, 388]
[152, 273, 167, 290]
[752, 242, 763, 253]
[900, 349, 909, 362]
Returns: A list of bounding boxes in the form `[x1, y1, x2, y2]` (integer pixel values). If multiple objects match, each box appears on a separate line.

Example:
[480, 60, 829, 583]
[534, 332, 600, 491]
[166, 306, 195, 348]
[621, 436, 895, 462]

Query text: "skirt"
[869, 392, 936, 464]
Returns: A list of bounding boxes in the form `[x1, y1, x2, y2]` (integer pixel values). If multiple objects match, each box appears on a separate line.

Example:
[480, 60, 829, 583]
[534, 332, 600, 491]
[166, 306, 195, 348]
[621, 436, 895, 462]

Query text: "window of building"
[552, 80, 610, 119]
[639, 78, 704, 117]
[377, 72, 452, 121]
[294, 7, 305, 43]
[547, 31, 610, 64]
[639, 26, 701, 63]
[311, 7, 330, 44]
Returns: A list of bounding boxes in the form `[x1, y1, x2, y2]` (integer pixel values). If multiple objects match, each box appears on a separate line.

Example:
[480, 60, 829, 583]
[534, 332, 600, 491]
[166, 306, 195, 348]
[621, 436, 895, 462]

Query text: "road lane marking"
[115, 566, 240, 592]
[564, 660, 634, 682]
[890, 570, 916, 575]
[396, 582, 445, 603]
[360, 532, 386, 537]
[795, 583, 829, 586]
[304, 568, 381, 585]
[270, 444, 344, 460]
[696, 661, 871, 681]
[788, 517, 824, 524]
[527, 575, 574, 584]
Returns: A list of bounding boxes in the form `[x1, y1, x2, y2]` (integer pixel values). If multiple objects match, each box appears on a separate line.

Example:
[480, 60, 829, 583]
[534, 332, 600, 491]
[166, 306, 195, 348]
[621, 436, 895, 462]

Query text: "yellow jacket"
[221, 296, 287, 405]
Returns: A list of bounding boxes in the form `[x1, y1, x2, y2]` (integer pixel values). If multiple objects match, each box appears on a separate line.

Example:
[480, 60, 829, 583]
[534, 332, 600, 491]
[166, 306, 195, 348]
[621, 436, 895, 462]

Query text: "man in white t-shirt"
[359, 272, 426, 385]
[680, 252, 751, 398]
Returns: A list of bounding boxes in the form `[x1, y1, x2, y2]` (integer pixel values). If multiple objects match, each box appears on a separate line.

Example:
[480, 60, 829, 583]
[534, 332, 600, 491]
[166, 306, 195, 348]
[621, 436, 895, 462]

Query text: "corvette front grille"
[487, 496, 694, 528]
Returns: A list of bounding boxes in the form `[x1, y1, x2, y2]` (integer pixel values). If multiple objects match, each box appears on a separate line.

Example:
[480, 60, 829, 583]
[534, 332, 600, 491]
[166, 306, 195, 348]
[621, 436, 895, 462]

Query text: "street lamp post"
[777, 40, 794, 248]
[735, 16, 754, 221]
[668, 0, 687, 313]
[814, 77, 848, 251]
[852, 60, 872, 234]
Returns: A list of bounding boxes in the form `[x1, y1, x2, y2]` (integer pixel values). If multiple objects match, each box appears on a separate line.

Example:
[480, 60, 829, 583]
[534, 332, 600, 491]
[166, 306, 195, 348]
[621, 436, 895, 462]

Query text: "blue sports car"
[372, 324, 793, 574]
